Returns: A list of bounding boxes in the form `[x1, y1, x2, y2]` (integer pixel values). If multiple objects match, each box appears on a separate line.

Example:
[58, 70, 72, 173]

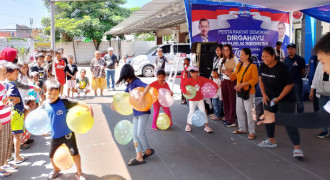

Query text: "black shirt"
[284, 55, 306, 84]
[65, 64, 78, 80]
[155, 56, 168, 71]
[259, 62, 295, 112]
[104, 54, 118, 69]
[30, 65, 46, 87]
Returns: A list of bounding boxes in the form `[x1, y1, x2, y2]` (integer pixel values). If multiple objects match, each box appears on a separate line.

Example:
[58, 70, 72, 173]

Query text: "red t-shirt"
[0, 83, 11, 125]
[150, 81, 170, 91]
[180, 76, 218, 101]
[55, 60, 66, 84]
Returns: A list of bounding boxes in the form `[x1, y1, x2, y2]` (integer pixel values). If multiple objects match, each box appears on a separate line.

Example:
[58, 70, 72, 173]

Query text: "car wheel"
[142, 65, 154, 77]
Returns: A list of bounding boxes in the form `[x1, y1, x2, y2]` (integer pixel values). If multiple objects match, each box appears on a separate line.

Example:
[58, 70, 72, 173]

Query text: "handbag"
[236, 63, 251, 100]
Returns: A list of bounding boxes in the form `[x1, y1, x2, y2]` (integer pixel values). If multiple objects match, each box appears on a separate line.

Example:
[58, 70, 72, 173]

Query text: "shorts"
[91, 78, 106, 90]
[11, 110, 24, 134]
[67, 80, 76, 88]
[49, 132, 79, 158]
[77, 88, 87, 93]
[57, 77, 66, 85]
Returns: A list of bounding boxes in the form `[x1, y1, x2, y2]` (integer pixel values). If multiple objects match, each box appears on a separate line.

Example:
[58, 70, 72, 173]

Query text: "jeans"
[211, 98, 224, 118]
[319, 95, 330, 133]
[132, 114, 150, 153]
[106, 69, 115, 89]
[294, 83, 304, 113]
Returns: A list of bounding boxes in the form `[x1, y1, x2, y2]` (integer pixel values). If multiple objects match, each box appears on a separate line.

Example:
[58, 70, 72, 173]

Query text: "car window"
[174, 45, 190, 54]
[161, 45, 171, 54]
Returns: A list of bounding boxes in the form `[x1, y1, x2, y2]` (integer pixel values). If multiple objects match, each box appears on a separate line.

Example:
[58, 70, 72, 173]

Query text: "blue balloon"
[191, 110, 206, 127]
[25, 108, 51, 135]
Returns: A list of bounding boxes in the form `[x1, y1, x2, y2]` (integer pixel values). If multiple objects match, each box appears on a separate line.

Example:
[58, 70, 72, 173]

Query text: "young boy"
[42, 79, 92, 180]
[4, 62, 27, 164]
[45, 53, 54, 79]
[21, 96, 37, 148]
[65, 55, 78, 98]
[210, 69, 224, 120]
[28, 72, 41, 106]
[75, 69, 91, 97]
[30, 53, 46, 101]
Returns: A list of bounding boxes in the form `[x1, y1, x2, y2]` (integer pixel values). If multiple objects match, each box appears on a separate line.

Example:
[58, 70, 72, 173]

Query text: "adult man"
[104, 47, 118, 90]
[284, 43, 306, 113]
[155, 48, 168, 73]
[274, 41, 285, 61]
[192, 18, 216, 42]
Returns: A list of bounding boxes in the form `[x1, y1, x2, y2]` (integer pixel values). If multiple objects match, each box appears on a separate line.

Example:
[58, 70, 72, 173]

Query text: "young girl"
[181, 66, 218, 133]
[28, 72, 41, 106]
[17, 62, 30, 102]
[114, 64, 154, 166]
[140, 70, 173, 130]
[210, 69, 224, 121]
[21, 96, 37, 149]
[55, 52, 66, 95]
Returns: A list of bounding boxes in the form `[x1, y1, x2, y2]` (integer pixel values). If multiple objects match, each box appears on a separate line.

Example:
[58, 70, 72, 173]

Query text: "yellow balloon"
[53, 144, 74, 170]
[156, 113, 171, 130]
[113, 92, 133, 115]
[67, 105, 94, 134]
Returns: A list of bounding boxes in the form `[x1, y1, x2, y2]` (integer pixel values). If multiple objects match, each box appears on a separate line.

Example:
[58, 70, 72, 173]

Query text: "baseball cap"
[188, 66, 199, 72]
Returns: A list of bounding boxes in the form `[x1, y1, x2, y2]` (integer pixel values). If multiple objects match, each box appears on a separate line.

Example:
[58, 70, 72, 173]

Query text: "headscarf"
[0, 48, 17, 62]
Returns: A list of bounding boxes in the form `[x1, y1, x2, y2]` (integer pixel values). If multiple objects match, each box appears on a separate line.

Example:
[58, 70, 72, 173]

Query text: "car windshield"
[144, 46, 160, 55]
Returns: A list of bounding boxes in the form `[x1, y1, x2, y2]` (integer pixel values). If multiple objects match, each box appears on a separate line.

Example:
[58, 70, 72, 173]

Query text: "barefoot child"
[140, 70, 173, 130]
[75, 69, 91, 97]
[181, 66, 218, 133]
[42, 79, 92, 180]
[113, 64, 154, 166]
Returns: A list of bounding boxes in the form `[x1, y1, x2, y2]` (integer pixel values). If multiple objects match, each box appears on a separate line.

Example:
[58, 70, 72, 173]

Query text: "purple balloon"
[201, 82, 217, 98]
[158, 88, 174, 107]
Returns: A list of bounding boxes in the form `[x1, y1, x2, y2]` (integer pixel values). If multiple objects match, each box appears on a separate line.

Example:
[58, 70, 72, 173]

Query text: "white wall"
[56, 40, 155, 64]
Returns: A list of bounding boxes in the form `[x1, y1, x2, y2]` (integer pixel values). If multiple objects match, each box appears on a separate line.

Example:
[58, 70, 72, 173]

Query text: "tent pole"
[289, 11, 293, 43]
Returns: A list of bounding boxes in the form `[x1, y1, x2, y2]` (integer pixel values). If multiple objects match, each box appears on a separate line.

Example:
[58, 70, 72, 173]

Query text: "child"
[42, 79, 92, 180]
[3, 62, 27, 164]
[0, 62, 16, 178]
[20, 96, 37, 149]
[140, 70, 173, 130]
[30, 53, 47, 101]
[181, 58, 190, 104]
[28, 72, 41, 106]
[113, 64, 154, 166]
[181, 66, 218, 133]
[75, 69, 90, 97]
[55, 52, 66, 95]
[45, 53, 54, 79]
[210, 69, 224, 120]
[65, 55, 78, 98]
[17, 62, 30, 102]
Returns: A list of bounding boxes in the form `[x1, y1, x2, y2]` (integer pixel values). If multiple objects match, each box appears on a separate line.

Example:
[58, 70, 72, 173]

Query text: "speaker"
[199, 43, 218, 78]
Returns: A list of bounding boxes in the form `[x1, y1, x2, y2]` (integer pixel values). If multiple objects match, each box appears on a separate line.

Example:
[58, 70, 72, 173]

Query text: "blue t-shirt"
[284, 55, 306, 85]
[125, 78, 151, 116]
[4, 81, 24, 114]
[43, 98, 78, 139]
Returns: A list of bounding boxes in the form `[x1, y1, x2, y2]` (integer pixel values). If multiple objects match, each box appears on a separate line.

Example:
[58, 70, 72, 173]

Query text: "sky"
[0, 0, 151, 30]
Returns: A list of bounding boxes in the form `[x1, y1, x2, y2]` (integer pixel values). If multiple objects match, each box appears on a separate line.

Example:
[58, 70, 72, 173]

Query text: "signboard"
[34, 42, 51, 49]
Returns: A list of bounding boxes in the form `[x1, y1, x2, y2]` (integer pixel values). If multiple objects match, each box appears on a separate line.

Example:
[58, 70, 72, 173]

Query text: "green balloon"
[114, 120, 133, 145]
[183, 85, 196, 99]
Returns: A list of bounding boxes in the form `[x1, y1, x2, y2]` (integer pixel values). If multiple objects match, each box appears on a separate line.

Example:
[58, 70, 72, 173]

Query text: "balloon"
[114, 120, 133, 145]
[201, 82, 217, 98]
[25, 108, 51, 135]
[158, 88, 174, 107]
[129, 87, 153, 111]
[191, 110, 206, 127]
[183, 85, 196, 99]
[149, 87, 159, 103]
[66, 105, 94, 134]
[113, 92, 133, 115]
[156, 113, 171, 130]
[53, 144, 74, 170]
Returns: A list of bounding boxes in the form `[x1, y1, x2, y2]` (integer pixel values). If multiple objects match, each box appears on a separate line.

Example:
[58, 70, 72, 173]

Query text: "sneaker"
[224, 122, 236, 127]
[293, 149, 304, 158]
[47, 170, 61, 180]
[222, 120, 227, 124]
[317, 131, 328, 138]
[258, 139, 278, 148]
[204, 126, 213, 133]
[185, 125, 191, 132]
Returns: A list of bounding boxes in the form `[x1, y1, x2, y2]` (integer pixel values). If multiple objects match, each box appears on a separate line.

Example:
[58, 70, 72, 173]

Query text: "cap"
[287, 43, 296, 48]
[108, 47, 114, 51]
[188, 66, 199, 72]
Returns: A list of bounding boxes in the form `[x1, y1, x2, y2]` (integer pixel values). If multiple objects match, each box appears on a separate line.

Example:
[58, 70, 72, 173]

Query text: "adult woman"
[258, 46, 303, 158]
[213, 45, 223, 71]
[225, 48, 258, 140]
[220, 44, 239, 127]
[90, 51, 107, 96]
[256, 32, 330, 133]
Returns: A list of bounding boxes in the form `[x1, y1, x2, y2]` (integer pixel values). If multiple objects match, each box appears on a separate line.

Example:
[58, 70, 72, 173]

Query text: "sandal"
[233, 130, 247, 134]
[47, 170, 61, 180]
[1, 163, 18, 170]
[0, 170, 11, 178]
[143, 149, 155, 159]
[127, 159, 145, 166]
[14, 156, 28, 164]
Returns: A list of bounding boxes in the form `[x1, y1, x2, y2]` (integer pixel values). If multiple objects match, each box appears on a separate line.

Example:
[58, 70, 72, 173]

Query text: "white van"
[130, 43, 190, 77]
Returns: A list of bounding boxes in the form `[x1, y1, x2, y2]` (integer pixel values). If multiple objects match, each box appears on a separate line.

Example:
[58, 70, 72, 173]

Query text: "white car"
[130, 43, 191, 77]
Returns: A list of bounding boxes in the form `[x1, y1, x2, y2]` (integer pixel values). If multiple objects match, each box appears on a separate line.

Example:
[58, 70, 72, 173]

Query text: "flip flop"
[0, 170, 11, 178]
[14, 156, 28, 164]
[127, 159, 145, 166]
[142, 149, 155, 159]
[1, 163, 18, 170]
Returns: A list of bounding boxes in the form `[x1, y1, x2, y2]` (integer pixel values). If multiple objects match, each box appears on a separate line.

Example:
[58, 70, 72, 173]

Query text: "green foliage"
[41, 0, 132, 50]
[11, 46, 30, 63]
[135, 33, 155, 41]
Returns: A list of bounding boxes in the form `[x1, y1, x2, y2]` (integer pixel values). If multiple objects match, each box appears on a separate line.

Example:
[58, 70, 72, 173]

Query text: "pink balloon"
[201, 82, 217, 98]
[158, 88, 174, 107]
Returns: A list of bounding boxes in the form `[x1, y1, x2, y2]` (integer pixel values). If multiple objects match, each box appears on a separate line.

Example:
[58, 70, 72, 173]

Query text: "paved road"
[5, 65, 330, 180]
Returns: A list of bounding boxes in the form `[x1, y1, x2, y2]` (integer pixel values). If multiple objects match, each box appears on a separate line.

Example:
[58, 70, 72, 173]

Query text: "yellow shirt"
[230, 62, 259, 94]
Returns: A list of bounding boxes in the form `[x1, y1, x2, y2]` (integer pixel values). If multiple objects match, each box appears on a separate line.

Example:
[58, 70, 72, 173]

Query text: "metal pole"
[289, 11, 293, 43]
[50, 0, 56, 76]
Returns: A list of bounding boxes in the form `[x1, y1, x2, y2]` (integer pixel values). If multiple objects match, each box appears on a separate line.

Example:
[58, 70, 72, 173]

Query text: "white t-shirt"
[219, 56, 239, 80]
[212, 78, 222, 100]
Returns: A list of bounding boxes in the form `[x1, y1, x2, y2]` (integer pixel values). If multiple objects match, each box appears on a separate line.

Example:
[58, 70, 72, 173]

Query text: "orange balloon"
[53, 144, 74, 170]
[129, 87, 153, 111]
[149, 87, 159, 103]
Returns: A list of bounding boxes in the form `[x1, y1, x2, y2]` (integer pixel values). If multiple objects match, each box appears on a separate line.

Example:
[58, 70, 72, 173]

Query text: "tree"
[41, 0, 133, 50]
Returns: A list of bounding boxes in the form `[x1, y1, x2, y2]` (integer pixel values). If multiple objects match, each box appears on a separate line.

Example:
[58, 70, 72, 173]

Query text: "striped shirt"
[0, 83, 11, 125]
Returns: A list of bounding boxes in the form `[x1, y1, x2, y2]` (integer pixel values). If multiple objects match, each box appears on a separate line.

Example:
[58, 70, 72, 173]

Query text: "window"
[174, 45, 190, 54]
[161, 45, 171, 54]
